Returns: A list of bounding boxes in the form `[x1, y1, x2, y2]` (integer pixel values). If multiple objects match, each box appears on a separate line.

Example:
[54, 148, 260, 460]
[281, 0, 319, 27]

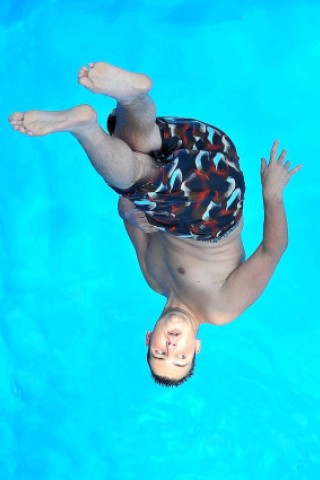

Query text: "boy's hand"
[261, 140, 302, 201]
[119, 197, 158, 234]
[126, 208, 159, 234]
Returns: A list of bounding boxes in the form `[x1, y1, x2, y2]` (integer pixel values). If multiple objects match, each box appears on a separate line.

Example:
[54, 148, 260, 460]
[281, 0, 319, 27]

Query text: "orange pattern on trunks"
[110, 116, 245, 242]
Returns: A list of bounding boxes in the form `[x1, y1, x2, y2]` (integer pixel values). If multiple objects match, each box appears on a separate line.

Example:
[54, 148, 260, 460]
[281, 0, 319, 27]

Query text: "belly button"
[177, 266, 186, 274]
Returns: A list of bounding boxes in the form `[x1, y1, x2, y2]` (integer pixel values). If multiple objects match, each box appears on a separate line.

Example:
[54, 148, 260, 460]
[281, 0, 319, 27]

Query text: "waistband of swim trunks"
[194, 221, 240, 243]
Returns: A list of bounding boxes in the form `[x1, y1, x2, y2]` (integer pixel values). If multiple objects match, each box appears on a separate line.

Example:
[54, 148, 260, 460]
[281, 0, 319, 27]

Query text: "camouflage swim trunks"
[109, 115, 246, 242]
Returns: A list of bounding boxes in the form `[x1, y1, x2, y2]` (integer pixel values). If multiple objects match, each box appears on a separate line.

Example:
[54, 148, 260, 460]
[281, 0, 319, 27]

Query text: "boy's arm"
[214, 140, 302, 325]
[118, 197, 164, 293]
[118, 196, 157, 269]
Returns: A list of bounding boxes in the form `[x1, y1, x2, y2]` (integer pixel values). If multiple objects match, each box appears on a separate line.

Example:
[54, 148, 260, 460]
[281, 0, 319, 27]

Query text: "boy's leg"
[78, 62, 162, 153]
[9, 105, 159, 189]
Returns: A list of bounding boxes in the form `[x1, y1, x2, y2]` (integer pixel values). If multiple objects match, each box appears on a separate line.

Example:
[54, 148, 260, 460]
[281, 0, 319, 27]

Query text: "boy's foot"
[78, 61, 152, 103]
[8, 104, 97, 136]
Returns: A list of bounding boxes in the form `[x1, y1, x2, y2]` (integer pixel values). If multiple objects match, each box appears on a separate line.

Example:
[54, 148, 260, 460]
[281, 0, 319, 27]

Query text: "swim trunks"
[108, 114, 245, 242]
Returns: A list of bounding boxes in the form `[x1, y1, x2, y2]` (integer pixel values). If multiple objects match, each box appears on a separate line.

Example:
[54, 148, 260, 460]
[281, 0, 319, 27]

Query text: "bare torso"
[143, 217, 245, 323]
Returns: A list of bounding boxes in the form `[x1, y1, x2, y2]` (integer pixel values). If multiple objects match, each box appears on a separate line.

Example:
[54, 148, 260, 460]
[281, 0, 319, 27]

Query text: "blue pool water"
[1, 0, 320, 478]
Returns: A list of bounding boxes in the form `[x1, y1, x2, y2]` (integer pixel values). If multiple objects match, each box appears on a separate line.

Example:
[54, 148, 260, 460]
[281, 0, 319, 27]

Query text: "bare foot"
[8, 105, 97, 136]
[78, 62, 152, 103]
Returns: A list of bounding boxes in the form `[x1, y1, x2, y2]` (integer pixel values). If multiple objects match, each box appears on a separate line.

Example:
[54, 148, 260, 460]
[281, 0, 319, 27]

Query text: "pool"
[1, 0, 320, 478]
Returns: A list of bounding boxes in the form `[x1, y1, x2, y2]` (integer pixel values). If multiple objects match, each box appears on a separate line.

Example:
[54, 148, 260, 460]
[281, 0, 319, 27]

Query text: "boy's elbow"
[262, 238, 288, 258]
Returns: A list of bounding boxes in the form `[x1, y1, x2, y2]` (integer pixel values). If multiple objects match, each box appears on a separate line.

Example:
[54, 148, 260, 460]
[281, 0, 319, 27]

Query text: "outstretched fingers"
[269, 140, 302, 171]
[260, 157, 267, 176]
[270, 139, 279, 164]
[289, 164, 303, 176]
[283, 160, 290, 170]
[269, 139, 288, 165]
[262, 139, 302, 199]
[270, 139, 302, 174]
[278, 148, 287, 165]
